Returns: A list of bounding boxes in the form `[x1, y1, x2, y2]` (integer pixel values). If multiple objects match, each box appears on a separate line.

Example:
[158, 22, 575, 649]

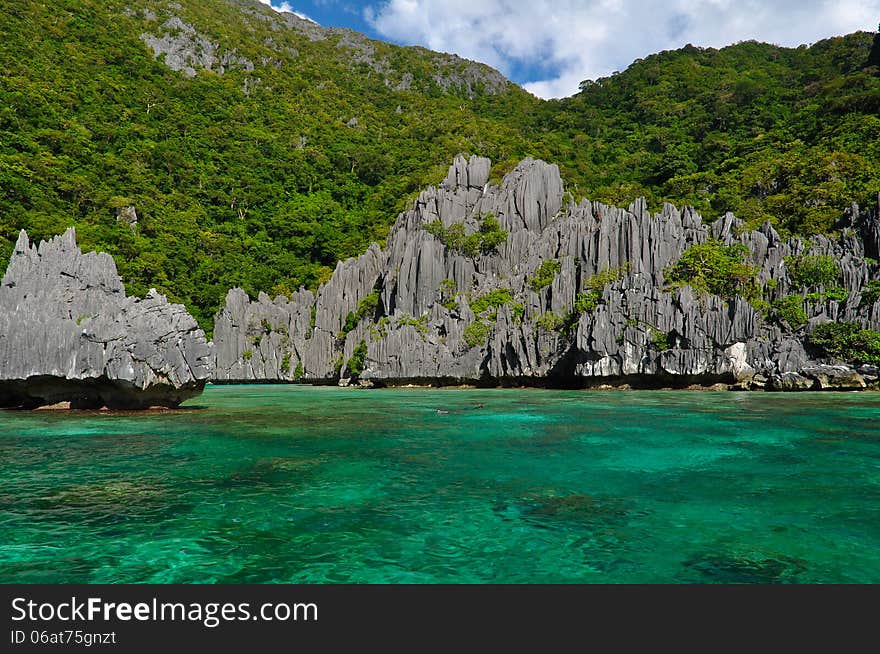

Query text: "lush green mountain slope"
[0, 0, 877, 330]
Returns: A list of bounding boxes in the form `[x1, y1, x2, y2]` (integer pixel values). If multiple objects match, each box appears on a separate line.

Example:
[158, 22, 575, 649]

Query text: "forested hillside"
[1, 0, 877, 330]
[536, 31, 880, 235]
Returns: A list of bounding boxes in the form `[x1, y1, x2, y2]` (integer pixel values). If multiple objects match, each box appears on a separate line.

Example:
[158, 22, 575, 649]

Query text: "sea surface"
[1, 385, 879, 583]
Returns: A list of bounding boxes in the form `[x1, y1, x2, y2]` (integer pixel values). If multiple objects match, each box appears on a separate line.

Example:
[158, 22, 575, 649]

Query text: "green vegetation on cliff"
[1, 0, 877, 330]
[346, 340, 368, 377]
[529, 260, 561, 291]
[575, 264, 633, 313]
[666, 241, 759, 300]
[785, 254, 840, 287]
[772, 295, 809, 329]
[340, 289, 381, 338]
[808, 322, 880, 365]
[423, 214, 509, 257]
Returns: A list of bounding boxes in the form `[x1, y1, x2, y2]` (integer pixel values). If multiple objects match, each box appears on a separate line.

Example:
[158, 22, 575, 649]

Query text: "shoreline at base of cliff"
[207, 373, 879, 393]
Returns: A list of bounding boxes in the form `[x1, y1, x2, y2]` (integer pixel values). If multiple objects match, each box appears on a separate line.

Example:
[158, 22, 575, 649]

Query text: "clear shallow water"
[1, 386, 879, 584]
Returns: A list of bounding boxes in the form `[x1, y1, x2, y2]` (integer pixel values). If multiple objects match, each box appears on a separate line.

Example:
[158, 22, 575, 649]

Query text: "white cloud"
[365, 0, 880, 98]
[257, 0, 317, 23]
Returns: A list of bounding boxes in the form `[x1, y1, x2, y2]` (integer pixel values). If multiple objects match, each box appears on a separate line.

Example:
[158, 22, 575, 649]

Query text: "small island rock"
[0, 229, 213, 409]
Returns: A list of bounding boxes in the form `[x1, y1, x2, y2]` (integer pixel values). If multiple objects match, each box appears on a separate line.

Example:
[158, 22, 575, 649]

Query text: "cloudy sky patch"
[257, 0, 317, 23]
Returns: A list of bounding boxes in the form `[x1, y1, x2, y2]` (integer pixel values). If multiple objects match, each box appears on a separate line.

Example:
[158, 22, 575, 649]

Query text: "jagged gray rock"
[115, 205, 138, 228]
[0, 229, 213, 409]
[213, 155, 880, 390]
[858, 364, 879, 382]
[767, 372, 814, 391]
[801, 365, 866, 390]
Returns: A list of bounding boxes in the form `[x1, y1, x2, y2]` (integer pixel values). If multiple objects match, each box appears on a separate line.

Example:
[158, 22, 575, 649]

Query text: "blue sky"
[259, 1, 880, 98]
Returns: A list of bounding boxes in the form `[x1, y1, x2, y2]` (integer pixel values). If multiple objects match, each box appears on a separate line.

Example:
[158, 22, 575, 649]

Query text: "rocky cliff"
[213, 156, 880, 390]
[0, 229, 213, 409]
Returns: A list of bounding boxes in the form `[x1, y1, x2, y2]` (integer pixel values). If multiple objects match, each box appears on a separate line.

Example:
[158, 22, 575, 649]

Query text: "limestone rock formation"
[115, 205, 138, 228]
[0, 229, 213, 409]
[768, 372, 815, 391]
[141, 17, 254, 78]
[801, 365, 867, 390]
[213, 155, 880, 389]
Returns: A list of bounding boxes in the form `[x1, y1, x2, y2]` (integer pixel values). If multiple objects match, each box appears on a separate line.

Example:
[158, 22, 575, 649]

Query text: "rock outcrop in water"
[0, 229, 213, 409]
[213, 156, 880, 390]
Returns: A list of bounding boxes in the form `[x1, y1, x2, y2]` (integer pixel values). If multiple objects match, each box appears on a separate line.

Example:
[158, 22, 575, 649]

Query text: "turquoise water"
[1, 385, 879, 583]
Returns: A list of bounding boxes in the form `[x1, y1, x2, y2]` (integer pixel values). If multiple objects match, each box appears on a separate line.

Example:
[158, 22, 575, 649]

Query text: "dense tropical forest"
[1, 0, 878, 330]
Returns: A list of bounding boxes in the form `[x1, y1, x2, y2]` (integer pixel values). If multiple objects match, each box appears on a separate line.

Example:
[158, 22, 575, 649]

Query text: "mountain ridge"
[136, 0, 512, 96]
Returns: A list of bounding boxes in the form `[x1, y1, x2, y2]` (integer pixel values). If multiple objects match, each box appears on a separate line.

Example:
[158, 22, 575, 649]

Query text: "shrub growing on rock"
[859, 280, 880, 308]
[463, 321, 490, 348]
[438, 279, 458, 310]
[573, 263, 632, 314]
[773, 295, 808, 328]
[784, 254, 839, 288]
[346, 340, 368, 376]
[666, 240, 759, 299]
[477, 215, 508, 253]
[470, 288, 514, 315]
[340, 289, 381, 337]
[423, 215, 509, 257]
[650, 329, 672, 350]
[536, 311, 566, 332]
[529, 260, 561, 291]
[808, 321, 880, 365]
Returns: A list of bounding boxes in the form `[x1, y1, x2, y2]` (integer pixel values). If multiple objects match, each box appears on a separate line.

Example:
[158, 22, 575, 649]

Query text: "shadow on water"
[683, 548, 808, 584]
[213, 456, 328, 490]
[0, 557, 105, 584]
[17, 479, 194, 528]
[495, 491, 636, 531]
[3, 406, 208, 417]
